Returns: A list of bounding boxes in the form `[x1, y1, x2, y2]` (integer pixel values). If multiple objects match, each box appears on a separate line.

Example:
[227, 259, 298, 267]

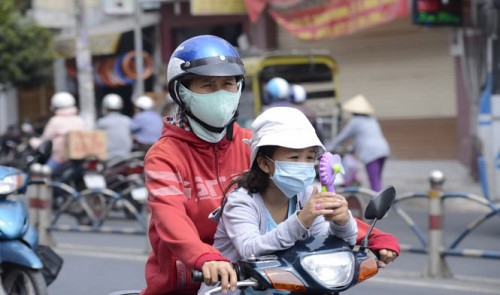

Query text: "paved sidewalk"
[353, 159, 497, 212]
[382, 159, 483, 196]
[374, 269, 500, 295]
[366, 159, 500, 293]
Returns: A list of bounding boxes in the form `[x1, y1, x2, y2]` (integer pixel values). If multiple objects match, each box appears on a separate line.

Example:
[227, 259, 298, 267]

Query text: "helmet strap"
[170, 80, 185, 108]
[226, 120, 235, 141]
[225, 109, 239, 141]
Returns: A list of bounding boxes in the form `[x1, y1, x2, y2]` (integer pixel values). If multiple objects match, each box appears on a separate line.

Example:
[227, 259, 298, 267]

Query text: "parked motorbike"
[48, 151, 147, 228]
[0, 140, 63, 295]
[103, 151, 147, 218]
[78, 152, 147, 225]
[0, 122, 37, 169]
[41, 157, 96, 226]
[50, 156, 120, 226]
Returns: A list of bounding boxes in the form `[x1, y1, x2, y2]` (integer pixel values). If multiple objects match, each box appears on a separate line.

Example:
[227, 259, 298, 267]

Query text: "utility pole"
[134, 0, 145, 97]
[75, 0, 96, 129]
[476, 2, 500, 201]
[489, 2, 500, 201]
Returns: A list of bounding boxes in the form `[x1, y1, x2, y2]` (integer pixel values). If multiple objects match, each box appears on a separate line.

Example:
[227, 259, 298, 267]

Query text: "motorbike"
[0, 140, 63, 295]
[77, 152, 147, 225]
[190, 152, 395, 295]
[102, 151, 147, 219]
[0, 122, 37, 169]
[191, 184, 395, 295]
[43, 157, 96, 226]
[48, 151, 147, 228]
[107, 153, 396, 295]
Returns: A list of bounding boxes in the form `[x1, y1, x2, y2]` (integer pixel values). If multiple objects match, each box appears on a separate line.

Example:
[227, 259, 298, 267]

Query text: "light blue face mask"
[269, 159, 317, 199]
[179, 83, 241, 143]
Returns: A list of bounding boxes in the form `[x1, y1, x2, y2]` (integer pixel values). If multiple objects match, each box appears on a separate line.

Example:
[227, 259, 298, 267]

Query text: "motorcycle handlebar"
[191, 270, 258, 295]
[191, 261, 240, 283]
[191, 270, 204, 283]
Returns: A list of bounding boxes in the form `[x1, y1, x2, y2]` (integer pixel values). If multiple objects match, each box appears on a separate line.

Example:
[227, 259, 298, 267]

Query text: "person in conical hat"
[331, 94, 390, 192]
[342, 94, 374, 115]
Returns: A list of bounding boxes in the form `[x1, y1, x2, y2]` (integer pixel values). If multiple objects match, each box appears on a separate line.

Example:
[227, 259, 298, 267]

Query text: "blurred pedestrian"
[330, 94, 390, 192]
[131, 95, 163, 152]
[96, 93, 132, 159]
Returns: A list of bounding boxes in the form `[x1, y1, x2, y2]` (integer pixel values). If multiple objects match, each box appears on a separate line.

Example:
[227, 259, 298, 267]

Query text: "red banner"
[245, 0, 409, 40]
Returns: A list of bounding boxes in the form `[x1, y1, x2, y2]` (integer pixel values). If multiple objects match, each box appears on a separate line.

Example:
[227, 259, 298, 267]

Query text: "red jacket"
[141, 122, 252, 295]
[355, 218, 400, 254]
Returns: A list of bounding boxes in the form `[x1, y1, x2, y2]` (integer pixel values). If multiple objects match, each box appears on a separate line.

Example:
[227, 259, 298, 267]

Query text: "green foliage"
[0, 0, 55, 87]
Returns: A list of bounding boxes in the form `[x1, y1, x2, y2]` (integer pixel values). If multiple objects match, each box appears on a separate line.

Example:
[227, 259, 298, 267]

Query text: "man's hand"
[201, 260, 237, 293]
[377, 249, 398, 268]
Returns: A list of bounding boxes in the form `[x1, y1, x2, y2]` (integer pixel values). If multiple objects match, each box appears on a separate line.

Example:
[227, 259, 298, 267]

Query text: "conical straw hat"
[342, 94, 374, 115]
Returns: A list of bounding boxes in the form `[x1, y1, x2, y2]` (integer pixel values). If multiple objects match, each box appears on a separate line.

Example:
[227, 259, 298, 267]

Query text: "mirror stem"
[361, 218, 378, 248]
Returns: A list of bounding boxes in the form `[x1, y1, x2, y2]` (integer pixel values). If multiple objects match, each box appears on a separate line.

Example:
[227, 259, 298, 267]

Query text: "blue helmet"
[265, 77, 290, 102]
[167, 35, 245, 105]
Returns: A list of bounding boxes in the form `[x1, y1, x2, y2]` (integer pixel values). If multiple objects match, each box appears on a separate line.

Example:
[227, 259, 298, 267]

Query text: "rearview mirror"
[364, 185, 396, 220]
[36, 140, 52, 164]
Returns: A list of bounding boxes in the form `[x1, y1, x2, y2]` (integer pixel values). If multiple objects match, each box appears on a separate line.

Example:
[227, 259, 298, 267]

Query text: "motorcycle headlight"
[301, 251, 355, 288]
[0, 173, 26, 194]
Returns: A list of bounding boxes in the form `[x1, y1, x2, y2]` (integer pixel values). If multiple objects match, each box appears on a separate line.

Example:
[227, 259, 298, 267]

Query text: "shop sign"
[190, 0, 247, 15]
[412, 0, 463, 26]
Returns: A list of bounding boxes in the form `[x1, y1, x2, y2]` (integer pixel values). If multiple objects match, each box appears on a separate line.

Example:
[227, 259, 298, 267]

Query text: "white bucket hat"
[246, 107, 325, 165]
[342, 94, 374, 115]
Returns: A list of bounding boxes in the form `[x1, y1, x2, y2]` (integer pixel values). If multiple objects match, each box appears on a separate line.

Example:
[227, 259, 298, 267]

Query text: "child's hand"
[297, 186, 336, 228]
[321, 193, 350, 226]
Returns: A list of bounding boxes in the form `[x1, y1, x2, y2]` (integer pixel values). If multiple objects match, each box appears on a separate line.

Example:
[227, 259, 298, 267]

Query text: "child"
[199, 107, 358, 294]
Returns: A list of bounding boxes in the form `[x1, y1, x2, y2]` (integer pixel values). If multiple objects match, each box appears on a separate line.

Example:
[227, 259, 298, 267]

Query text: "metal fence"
[27, 165, 500, 278]
[339, 170, 500, 278]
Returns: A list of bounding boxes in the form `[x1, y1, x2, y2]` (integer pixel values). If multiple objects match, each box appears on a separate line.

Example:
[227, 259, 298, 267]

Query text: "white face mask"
[179, 83, 241, 143]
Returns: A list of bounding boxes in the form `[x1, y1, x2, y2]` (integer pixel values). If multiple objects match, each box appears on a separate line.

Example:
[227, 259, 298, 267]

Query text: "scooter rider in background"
[261, 77, 295, 112]
[97, 93, 133, 159]
[141, 35, 251, 295]
[131, 95, 163, 152]
[29, 91, 85, 175]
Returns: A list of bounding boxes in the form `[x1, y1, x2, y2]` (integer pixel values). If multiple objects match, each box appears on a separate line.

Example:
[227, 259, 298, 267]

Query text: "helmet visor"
[181, 56, 245, 77]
